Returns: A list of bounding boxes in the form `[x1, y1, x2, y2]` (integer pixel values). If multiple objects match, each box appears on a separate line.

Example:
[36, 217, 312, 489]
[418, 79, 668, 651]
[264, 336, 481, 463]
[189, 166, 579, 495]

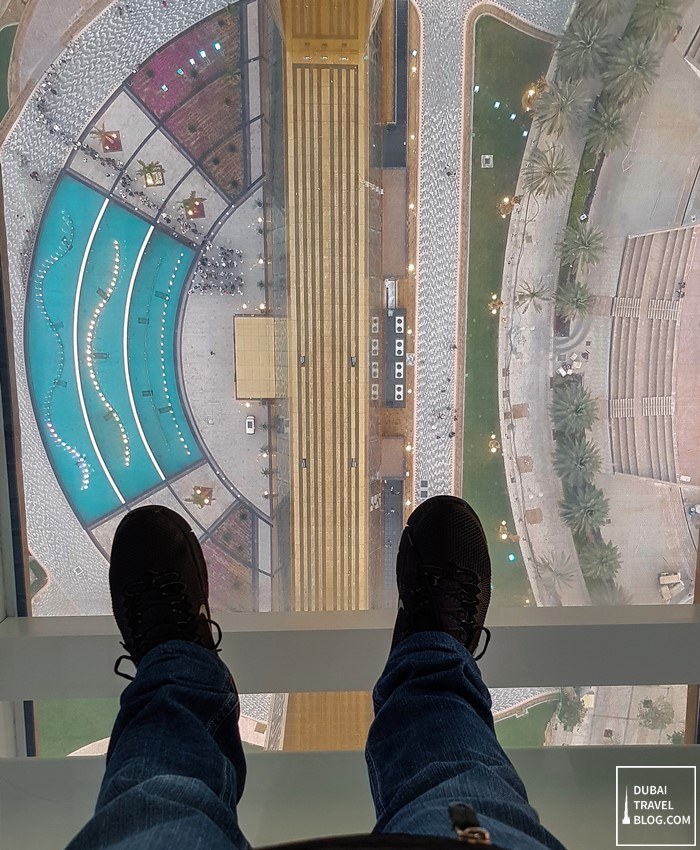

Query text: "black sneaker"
[110, 505, 223, 681]
[390, 495, 492, 659]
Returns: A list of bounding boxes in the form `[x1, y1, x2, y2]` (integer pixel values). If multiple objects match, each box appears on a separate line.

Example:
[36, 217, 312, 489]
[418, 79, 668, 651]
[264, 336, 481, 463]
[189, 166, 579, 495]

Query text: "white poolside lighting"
[408, 262, 415, 272]
[408, 202, 415, 210]
[259, 302, 265, 309]
[258, 257, 264, 265]
[405, 444, 412, 452]
[405, 499, 411, 506]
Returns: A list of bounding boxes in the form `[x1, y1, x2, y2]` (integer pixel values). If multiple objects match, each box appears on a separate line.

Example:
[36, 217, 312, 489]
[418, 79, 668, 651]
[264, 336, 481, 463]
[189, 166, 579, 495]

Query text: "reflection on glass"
[0, 0, 697, 752]
[23, 683, 690, 756]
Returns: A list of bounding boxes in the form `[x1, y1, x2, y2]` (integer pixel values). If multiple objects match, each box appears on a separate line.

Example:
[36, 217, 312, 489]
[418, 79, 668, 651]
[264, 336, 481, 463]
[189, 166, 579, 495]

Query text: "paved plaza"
[1, 0, 272, 615]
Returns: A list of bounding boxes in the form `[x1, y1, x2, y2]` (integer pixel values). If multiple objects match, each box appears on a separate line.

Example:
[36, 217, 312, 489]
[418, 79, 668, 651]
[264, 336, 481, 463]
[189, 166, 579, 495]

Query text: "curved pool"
[26, 174, 202, 525]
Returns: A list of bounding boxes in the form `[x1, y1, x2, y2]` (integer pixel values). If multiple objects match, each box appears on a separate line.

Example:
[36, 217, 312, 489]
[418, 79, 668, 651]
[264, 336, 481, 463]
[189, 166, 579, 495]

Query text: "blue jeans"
[65, 633, 567, 850]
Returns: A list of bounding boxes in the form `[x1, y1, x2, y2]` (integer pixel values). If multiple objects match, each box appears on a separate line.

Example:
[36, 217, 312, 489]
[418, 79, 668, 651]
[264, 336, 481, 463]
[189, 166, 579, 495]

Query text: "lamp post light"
[522, 76, 546, 112]
[497, 194, 522, 218]
[488, 293, 504, 315]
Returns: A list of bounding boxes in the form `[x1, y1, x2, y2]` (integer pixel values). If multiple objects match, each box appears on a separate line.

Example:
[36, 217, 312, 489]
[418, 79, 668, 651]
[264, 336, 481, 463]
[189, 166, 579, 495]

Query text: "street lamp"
[522, 76, 546, 112]
[497, 194, 521, 218]
[488, 293, 504, 315]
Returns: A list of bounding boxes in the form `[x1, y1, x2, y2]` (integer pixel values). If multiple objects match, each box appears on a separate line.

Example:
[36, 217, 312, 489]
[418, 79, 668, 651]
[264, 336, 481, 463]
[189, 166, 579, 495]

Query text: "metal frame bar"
[2, 605, 700, 700]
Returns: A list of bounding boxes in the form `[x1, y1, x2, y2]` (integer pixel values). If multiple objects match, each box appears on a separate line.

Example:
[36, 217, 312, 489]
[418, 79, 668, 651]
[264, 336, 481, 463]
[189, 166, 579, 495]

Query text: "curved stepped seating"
[608, 226, 692, 482]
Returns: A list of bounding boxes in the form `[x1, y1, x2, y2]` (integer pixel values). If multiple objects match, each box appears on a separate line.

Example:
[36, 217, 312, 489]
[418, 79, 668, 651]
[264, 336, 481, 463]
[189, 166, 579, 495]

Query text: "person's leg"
[65, 639, 251, 850]
[365, 631, 566, 850]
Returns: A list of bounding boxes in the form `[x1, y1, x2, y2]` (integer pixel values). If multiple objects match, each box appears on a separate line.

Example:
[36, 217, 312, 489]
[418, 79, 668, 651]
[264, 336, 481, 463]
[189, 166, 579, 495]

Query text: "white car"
[245, 415, 255, 435]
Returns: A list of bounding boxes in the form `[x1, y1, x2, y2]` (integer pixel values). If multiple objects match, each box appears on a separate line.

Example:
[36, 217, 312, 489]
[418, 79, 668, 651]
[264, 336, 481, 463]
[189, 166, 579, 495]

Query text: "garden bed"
[210, 504, 254, 567]
[130, 11, 240, 120]
[203, 539, 254, 613]
[203, 130, 245, 198]
[165, 75, 243, 160]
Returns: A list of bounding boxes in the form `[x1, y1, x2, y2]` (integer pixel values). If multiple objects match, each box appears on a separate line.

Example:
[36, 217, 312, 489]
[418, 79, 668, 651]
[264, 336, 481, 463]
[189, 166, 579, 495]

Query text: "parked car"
[245, 415, 255, 435]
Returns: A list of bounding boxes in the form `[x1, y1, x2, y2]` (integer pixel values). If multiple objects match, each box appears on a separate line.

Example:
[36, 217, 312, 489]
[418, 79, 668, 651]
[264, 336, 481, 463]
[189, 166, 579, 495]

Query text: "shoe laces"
[113, 570, 222, 681]
[417, 561, 491, 661]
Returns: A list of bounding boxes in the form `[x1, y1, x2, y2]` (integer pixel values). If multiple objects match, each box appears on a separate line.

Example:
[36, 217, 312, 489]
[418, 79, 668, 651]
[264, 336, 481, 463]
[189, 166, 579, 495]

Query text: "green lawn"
[0, 25, 17, 118]
[35, 699, 120, 757]
[494, 698, 559, 748]
[462, 16, 553, 606]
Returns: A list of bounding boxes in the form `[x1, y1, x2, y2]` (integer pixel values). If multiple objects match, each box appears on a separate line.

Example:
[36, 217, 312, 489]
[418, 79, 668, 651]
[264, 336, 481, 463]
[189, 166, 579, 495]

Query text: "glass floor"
[0, 0, 697, 755]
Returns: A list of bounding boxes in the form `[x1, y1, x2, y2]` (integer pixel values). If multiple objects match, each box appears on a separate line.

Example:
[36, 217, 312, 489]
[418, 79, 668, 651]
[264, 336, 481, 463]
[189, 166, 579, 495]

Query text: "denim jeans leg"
[365, 632, 567, 850]
[65, 640, 251, 850]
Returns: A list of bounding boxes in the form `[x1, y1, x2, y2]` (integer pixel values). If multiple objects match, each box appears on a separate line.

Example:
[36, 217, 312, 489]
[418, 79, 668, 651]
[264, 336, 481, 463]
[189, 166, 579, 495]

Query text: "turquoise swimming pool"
[26, 174, 202, 525]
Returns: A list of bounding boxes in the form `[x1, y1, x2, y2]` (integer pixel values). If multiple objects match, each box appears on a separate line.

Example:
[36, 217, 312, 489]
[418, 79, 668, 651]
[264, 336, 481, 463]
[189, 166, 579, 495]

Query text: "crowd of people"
[189, 242, 250, 296]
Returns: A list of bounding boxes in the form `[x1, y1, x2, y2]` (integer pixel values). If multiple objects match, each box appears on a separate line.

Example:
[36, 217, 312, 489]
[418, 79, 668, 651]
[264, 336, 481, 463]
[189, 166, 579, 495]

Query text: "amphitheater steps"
[608, 226, 693, 483]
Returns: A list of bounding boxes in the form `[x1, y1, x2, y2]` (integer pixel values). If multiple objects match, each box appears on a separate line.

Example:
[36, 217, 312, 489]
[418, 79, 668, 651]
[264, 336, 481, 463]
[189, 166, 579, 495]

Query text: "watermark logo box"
[616, 766, 696, 847]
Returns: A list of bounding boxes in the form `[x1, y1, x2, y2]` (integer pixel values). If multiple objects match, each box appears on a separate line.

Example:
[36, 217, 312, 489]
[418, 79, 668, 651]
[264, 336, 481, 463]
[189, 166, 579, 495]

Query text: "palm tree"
[516, 278, 552, 313]
[586, 100, 631, 156]
[522, 144, 575, 200]
[535, 552, 579, 603]
[136, 159, 165, 186]
[178, 189, 207, 217]
[559, 482, 610, 536]
[536, 79, 590, 137]
[603, 37, 661, 106]
[560, 220, 606, 270]
[579, 540, 622, 581]
[556, 18, 614, 80]
[629, 0, 688, 41]
[576, 0, 631, 25]
[550, 381, 598, 435]
[590, 582, 633, 605]
[556, 280, 594, 322]
[553, 432, 602, 488]
[89, 122, 120, 151]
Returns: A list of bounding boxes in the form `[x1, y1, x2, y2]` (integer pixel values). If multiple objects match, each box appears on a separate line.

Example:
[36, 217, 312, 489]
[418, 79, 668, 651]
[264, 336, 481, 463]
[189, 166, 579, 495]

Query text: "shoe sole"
[397, 494, 491, 600]
[111, 505, 211, 618]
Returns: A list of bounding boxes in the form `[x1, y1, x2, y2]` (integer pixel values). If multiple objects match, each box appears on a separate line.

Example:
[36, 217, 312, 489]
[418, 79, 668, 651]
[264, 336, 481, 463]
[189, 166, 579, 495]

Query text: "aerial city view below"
[0, 0, 697, 753]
